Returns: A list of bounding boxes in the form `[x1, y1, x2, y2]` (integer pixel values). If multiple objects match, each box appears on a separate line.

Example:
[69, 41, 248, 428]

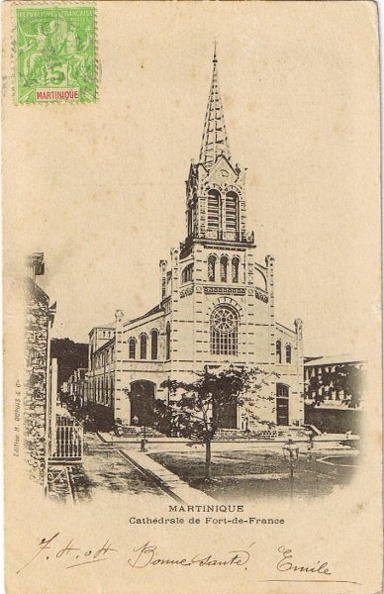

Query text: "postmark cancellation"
[15, 3, 97, 104]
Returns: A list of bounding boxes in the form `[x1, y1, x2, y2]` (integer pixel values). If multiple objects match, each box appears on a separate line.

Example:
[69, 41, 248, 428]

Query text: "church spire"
[199, 44, 231, 170]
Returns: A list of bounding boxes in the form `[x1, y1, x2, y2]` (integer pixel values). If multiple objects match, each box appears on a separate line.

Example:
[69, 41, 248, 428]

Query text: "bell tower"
[182, 45, 254, 257]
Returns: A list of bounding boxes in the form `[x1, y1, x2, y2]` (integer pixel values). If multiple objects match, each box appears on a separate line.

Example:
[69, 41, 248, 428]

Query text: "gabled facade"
[87, 50, 304, 430]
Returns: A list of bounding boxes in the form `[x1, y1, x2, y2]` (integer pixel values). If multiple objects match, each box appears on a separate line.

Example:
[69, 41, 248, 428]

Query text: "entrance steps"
[214, 426, 310, 441]
[114, 425, 164, 438]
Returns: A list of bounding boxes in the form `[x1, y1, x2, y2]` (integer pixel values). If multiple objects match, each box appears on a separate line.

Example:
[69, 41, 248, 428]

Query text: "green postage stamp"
[16, 5, 96, 104]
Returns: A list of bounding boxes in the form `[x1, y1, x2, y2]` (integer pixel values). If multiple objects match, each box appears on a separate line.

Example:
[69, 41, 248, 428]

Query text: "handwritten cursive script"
[16, 533, 253, 574]
[127, 541, 253, 569]
[16, 533, 118, 574]
[276, 546, 332, 576]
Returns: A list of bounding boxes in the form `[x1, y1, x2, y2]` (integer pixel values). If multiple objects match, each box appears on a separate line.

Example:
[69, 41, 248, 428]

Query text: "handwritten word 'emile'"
[276, 546, 332, 575]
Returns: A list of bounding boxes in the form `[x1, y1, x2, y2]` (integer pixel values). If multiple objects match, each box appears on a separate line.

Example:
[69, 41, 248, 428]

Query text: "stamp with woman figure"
[16, 4, 96, 104]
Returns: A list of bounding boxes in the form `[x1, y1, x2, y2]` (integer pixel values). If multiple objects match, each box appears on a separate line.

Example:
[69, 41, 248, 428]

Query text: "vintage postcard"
[2, 1, 382, 593]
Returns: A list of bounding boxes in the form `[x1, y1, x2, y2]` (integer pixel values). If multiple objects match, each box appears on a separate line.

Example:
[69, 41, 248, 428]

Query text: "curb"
[117, 449, 216, 505]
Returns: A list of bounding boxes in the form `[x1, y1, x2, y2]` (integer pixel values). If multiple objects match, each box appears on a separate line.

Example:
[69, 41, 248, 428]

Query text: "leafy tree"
[51, 338, 88, 386]
[157, 366, 276, 480]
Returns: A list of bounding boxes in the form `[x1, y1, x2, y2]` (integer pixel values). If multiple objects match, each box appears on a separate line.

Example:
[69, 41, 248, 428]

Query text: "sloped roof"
[304, 354, 366, 366]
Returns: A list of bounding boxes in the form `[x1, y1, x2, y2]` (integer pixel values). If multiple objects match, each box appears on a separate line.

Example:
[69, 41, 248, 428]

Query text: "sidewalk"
[118, 448, 216, 504]
[97, 431, 357, 449]
[97, 431, 190, 444]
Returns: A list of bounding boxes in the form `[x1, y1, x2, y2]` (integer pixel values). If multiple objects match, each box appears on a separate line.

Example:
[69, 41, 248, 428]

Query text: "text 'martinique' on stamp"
[16, 5, 96, 104]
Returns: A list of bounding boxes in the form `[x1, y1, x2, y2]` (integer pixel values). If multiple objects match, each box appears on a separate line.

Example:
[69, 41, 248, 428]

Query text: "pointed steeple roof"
[199, 44, 231, 170]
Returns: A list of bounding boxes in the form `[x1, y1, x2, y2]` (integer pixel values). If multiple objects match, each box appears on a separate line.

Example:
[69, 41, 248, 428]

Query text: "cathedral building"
[87, 50, 304, 430]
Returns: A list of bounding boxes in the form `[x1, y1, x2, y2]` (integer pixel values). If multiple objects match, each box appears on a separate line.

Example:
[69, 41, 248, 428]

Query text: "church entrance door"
[276, 384, 289, 426]
[130, 380, 155, 427]
[217, 401, 237, 429]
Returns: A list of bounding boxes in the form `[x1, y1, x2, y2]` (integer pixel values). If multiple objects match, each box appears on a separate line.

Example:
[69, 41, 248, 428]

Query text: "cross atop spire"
[199, 44, 231, 170]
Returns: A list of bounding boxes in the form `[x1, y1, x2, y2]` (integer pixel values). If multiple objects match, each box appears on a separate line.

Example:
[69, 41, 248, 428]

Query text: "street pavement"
[71, 432, 170, 502]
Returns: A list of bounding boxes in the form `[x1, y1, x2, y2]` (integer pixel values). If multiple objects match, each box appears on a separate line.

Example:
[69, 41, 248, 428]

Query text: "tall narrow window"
[286, 344, 292, 364]
[207, 190, 220, 231]
[276, 340, 282, 364]
[276, 383, 289, 426]
[140, 334, 147, 360]
[220, 256, 228, 282]
[166, 322, 171, 360]
[208, 255, 216, 282]
[181, 263, 193, 284]
[210, 306, 239, 355]
[105, 377, 109, 405]
[225, 192, 238, 232]
[151, 329, 158, 360]
[232, 257, 239, 283]
[129, 338, 136, 359]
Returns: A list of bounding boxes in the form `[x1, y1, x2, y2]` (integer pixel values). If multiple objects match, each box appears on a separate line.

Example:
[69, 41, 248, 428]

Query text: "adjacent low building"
[304, 354, 365, 433]
[67, 367, 88, 408]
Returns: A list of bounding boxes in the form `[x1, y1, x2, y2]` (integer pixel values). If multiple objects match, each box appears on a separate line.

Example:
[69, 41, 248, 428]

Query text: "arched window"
[166, 322, 171, 360]
[140, 334, 147, 360]
[276, 340, 282, 364]
[181, 263, 193, 284]
[207, 190, 220, 230]
[276, 383, 290, 425]
[286, 344, 292, 364]
[210, 305, 239, 355]
[208, 255, 216, 282]
[128, 338, 136, 359]
[225, 192, 238, 232]
[232, 257, 240, 283]
[101, 377, 104, 403]
[220, 256, 228, 282]
[151, 329, 159, 360]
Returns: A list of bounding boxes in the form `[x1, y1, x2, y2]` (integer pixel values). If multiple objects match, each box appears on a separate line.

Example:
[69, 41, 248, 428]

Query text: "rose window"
[212, 307, 236, 333]
[210, 306, 239, 355]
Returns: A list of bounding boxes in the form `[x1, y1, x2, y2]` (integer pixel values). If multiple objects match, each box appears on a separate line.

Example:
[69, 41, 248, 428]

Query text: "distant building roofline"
[89, 323, 115, 336]
[304, 354, 366, 366]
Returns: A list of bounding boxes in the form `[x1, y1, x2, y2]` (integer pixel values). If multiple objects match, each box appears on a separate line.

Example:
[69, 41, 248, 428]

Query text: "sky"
[4, 1, 381, 357]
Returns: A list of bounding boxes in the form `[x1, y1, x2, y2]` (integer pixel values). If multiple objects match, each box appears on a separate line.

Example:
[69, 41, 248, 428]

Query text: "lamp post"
[132, 415, 147, 452]
[282, 437, 299, 498]
[141, 424, 147, 452]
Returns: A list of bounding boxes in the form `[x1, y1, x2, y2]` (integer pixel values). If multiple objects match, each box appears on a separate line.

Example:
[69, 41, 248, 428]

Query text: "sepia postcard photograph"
[2, 1, 382, 593]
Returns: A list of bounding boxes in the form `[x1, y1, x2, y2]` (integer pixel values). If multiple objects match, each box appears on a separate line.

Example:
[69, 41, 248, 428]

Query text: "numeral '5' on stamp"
[16, 5, 97, 104]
